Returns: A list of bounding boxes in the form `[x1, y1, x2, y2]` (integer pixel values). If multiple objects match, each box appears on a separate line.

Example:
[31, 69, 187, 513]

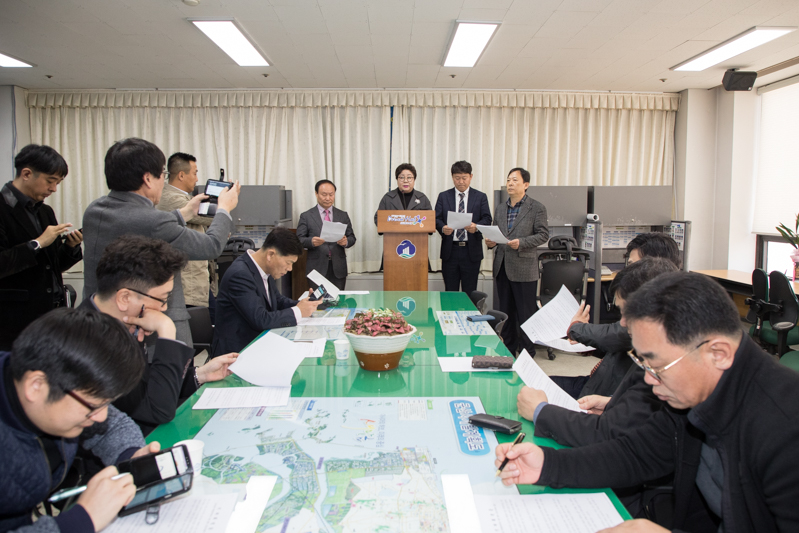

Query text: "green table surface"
[148, 291, 631, 520]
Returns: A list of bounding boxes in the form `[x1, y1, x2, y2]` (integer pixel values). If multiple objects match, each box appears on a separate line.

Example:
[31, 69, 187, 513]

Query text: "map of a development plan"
[194, 396, 517, 533]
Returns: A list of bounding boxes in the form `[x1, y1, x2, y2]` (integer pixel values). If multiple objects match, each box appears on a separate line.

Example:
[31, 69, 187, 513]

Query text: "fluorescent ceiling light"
[672, 26, 796, 72]
[0, 53, 32, 67]
[444, 21, 499, 67]
[191, 20, 268, 66]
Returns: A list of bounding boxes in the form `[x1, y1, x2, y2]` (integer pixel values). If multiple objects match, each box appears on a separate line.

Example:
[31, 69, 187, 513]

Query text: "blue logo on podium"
[396, 297, 416, 316]
[396, 239, 416, 259]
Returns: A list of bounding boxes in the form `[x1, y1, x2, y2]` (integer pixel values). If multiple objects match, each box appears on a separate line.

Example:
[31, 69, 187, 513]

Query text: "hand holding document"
[320, 221, 347, 243]
[307, 269, 341, 299]
[512, 350, 585, 413]
[228, 332, 306, 387]
[447, 211, 473, 230]
[476, 225, 509, 244]
[520, 285, 592, 352]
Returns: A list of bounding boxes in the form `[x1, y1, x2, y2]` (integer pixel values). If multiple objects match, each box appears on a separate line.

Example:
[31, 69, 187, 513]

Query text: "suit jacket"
[212, 253, 299, 357]
[569, 321, 634, 398]
[491, 196, 549, 282]
[157, 185, 218, 306]
[0, 184, 82, 349]
[77, 297, 196, 435]
[82, 191, 235, 344]
[373, 188, 432, 226]
[296, 206, 356, 279]
[434, 187, 492, 263]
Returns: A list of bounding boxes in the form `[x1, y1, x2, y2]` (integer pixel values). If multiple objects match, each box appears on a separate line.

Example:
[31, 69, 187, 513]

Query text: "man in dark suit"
[79, 235, 236, 434]
[82, 138, 240, 347]
[213, 228, 322, 357]
[485, 168, 549, 356]
[435, 160, 492, 295]
[0, 145, 83, 350]
[296, 179, 356, 291]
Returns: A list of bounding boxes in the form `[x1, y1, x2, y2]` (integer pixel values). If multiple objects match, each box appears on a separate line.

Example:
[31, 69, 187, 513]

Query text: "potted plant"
[776, 214, 799, 280]
[343, 309, 416, 371]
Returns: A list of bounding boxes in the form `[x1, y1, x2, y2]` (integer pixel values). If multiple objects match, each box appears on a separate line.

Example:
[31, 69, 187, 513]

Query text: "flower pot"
[343, 326, 417, 371]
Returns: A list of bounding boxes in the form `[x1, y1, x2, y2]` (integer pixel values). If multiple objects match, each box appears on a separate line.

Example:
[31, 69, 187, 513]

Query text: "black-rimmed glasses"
[65, 390, 111, 419]
[121, 287, 169, 307]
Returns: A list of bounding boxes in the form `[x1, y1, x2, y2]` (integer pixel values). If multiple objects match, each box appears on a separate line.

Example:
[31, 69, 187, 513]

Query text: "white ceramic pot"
[344, 326, 417, 354]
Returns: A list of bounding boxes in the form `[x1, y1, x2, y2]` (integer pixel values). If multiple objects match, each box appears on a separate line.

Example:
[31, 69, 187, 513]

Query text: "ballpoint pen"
[48, 473, 130, 503]
[495, 432, 526, 477]
[131, 304, 145, 338]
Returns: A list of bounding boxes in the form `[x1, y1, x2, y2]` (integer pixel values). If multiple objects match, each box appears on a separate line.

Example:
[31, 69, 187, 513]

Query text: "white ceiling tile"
[535, 11, 598, 40]
[651, 0, 713, 15]
[409, 43, 444, 65]
[558, 0, 615, 13]
[456, 8, 509, 21]
[462, 0, 513, 9]
[329, 31, 373, 46]
[340, 63, 375, 79]
[368, 5, 413, 24]
[413, 1, 463, 23]
[741, 0, 799, 17]
[405, 64, 440, 85]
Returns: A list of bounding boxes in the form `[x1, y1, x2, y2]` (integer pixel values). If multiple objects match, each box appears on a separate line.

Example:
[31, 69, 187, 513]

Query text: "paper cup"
[175, 439, 205, 472]
[334, 339, 350, 360]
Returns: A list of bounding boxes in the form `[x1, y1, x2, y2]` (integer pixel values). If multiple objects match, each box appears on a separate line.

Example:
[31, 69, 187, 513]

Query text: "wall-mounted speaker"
[722, 69, 757, 91]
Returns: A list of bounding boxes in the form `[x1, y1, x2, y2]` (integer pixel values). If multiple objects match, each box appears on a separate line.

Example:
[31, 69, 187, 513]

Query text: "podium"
[377, 210, 435, 291]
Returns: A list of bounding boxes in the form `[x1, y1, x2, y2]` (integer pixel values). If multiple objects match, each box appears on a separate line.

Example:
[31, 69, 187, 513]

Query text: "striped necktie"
[456, 193, 466, 241]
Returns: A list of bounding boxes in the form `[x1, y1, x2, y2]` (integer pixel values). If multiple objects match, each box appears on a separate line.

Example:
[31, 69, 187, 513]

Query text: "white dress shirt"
[247, 250, 302, 322]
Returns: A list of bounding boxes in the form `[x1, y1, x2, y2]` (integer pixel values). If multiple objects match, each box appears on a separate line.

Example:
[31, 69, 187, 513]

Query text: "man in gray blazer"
[485, 167, 549, 357]
[296, 179, 356, 290]
[83, 138, 240, 346]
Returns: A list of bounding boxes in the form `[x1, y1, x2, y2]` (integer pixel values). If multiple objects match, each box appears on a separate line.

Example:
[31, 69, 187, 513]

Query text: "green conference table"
[148, 291, 631, 520]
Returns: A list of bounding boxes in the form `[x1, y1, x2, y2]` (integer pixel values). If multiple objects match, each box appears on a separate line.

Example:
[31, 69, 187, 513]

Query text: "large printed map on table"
[194, 396, 516, 533]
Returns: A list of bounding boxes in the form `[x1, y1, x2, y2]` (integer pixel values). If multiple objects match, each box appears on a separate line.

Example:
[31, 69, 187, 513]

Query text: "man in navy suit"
[212, 228, 321, 357]
[435, 161, 493, 295]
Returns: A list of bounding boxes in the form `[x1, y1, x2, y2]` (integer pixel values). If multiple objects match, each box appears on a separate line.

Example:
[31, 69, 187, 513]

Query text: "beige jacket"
[156, 185, 219, 306]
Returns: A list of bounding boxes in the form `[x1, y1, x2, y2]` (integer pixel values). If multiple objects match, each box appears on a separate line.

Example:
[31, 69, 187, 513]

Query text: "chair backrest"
[217, 237, 255, 281]
[487, 310, 508, 337]
[767, 271, 799, 331]
[469, 291, 488, 314]
[745, 268, 769, 324]
[537, 260, 587, 308]
[63, 284, 77, 308]
[187, 306, 214, 356]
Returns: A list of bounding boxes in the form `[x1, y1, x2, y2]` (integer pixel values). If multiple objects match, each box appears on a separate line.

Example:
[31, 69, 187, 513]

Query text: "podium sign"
[377, 210, 435, 291]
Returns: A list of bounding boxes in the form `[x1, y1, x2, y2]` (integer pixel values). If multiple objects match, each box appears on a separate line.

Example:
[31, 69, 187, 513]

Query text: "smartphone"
[204, 179, 234, 198]
[310, 285, 327, 301]
[116, 444, 193, 516]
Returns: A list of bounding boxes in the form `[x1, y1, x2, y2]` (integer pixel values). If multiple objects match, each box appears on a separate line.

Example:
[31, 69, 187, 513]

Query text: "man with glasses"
[434, 161, 492, 296]
[0, 308, 162, 533]
[80, 235, 237, 434]
[496, 272, 799, 532]
[82, 138, 241, 346]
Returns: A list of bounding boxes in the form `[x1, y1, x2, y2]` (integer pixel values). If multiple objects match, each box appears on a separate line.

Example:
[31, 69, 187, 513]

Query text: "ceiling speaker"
[722, 69, 757, 91]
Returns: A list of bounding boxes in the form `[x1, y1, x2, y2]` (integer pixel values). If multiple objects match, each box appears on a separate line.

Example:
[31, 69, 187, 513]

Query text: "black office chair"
[745, 269, 770, 339]
[766, 271, 799, 357]
[536, 236, 590, 360]
[187, 306, 214, 363]
[63, 284, 77, 308]
[216, 237, 255, 282]
[470, 290, 488, 314]
[486, 310, 508, 339]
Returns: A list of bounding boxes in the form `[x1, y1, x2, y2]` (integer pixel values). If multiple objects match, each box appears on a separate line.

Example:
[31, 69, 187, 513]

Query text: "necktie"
[456, 193, 466, 241]
[324, 210, 332, 257]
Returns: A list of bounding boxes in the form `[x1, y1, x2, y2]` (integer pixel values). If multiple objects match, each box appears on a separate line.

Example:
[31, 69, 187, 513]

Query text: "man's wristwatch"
[29, 239, 41, 252]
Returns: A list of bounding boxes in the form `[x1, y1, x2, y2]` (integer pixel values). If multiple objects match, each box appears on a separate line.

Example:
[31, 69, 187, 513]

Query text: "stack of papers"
[520, 285, 592, 353]
[512, 350, 585, 413]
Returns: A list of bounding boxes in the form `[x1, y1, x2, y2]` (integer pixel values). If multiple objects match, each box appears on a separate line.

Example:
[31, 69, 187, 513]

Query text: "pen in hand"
[131, 304, 145, 339]
[495, 432, 526, 477]
[48, 473, 130, 503]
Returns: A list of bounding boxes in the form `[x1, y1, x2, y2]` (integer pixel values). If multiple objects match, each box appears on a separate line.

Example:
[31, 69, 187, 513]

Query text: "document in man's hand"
[447, 211, 473, 230]
[475, 225, 509, 244]
[320, 220, 347, 243]
[520, 285, 591, 352]
[512, 350, 585, 413]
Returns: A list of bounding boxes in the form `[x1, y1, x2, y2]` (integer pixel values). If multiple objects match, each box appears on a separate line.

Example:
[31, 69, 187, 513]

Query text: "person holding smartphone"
[0, 308, 161, 533]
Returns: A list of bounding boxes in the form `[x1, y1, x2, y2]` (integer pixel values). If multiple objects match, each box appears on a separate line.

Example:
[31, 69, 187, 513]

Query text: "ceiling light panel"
[0, 53, 32, 67]
[672, 26, 796, 72]
[444, 22, 499, 68]
[191, 20, 268, 67]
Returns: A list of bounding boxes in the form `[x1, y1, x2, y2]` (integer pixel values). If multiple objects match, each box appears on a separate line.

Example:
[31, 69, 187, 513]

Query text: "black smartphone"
[116, 444, 193, 516]
[204, 179, 233, 198]
[310, 285, 327, 301]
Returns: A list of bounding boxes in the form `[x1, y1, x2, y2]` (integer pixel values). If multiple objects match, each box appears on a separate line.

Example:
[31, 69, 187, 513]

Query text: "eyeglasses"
[628, 340, 709, 382]
[397, 176, 415, 182]
[122, 287, 169, 307]
[160, 169, 170, 178]
[65, 390, 111, 419]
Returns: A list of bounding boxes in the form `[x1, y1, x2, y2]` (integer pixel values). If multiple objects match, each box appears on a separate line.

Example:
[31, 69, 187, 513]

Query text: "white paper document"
[442, 475, 484, 533]
[228, 332, 306, 387]
[296, 338, 327, 357]
[296, 316, 346, 326]
[438, 357, 514, 373]
[447, 211, 473, 230]
[475, 492, 623, 533]
[193, 387, 291, 409]
[476, 225, 509, 244]
[224, 476, 277, 533]
[520, 285, 592, 353]
[512, 350, 585, 413]
[307, 269, 341, 299]
[320, 220, 347, 242]
[104, 493, 239, 533]
[538, 337, 592, 353]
